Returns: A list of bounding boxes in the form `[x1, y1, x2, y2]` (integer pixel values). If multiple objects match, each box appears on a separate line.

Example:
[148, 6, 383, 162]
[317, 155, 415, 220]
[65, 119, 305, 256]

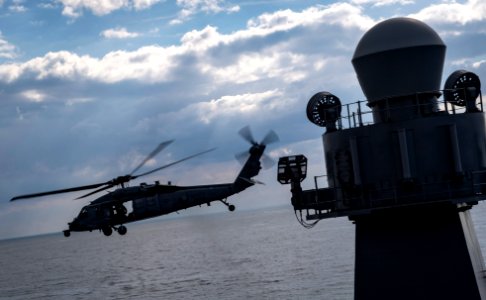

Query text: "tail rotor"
[236, 126, 279, 169]
[238, 126, 257, 145]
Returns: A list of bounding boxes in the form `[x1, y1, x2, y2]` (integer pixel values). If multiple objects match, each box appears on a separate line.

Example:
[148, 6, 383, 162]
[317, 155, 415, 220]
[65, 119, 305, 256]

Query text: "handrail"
[299, 170, 486, 213]
[333, 88, 484, 130]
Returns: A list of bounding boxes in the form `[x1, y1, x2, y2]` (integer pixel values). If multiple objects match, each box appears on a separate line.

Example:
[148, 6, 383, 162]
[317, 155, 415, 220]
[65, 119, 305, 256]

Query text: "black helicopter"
[10, 127, 278, 237]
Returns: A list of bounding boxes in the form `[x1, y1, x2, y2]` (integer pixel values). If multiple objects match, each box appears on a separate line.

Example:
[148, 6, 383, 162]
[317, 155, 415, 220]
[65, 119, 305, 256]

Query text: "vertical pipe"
[398, 128, 412, 180]
[480, 91, 483, 112]
[347, 104, 351, 128]
[350, 136, 362, 185]
[449, 124, 463, 174]
[358, 101, 363, 127]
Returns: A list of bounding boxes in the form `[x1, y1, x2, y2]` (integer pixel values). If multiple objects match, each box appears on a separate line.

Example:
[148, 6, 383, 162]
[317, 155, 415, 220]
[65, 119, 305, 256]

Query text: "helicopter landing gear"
[63, 230, 71, 237]
[117, 225, 127, 235]
[220, 199, 235, 212]
[102, 226, 113, 236]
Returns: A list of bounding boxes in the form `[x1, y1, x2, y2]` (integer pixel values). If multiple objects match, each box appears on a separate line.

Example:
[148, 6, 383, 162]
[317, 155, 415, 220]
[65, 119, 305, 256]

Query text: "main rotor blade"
[10, 182, 108, 201]
[134, 148, 216, 178]
[76, 184, 115, 199]
[261, 130, 279, 146]
[130, 140, 174, 176]
[238, 126, 256, 145]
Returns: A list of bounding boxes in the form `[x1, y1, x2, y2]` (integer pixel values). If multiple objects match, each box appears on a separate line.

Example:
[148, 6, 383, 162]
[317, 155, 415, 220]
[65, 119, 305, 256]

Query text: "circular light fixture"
[443, 70, 481, 107]
[306, 92, 342, 127]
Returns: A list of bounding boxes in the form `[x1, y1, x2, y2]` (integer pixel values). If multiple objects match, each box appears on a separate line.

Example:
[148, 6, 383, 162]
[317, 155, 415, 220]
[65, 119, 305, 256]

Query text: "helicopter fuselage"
[66, 143, 265, 237]
[68, 182, 238, 232]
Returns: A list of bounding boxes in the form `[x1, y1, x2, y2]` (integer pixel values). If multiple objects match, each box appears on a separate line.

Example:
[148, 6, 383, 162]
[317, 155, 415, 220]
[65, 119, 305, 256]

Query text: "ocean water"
[0, 206, 355, 300]
[1, 204, 486, 300]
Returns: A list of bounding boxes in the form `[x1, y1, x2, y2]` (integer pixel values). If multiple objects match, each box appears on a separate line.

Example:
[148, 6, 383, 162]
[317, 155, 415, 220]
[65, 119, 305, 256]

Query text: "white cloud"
[0, 4, 373, 84]
[0, 63, 21, 81]
[58, 0, 160, 18]
[9, 4, 26, 12]
[9, 0, 26, 12]
[132, 0, 161, 10]
[351, 0, 414, 6]
[472, 60, 486, 69]
[170, 0, 240, 25]
[409, 0, 486, 25]
[206, 52, 307, 84]
[131, 89, 298, 138]
[20, 89, 48, 102]
[38, 2, 58, 9]
[451, 58, 486, 70]
[101, 27, 140, 39]
[246, 3, 374, 32]
[191, 89, 286, 124]
[59, 0, 127, 17]
[0, 33, 17, 59]
[0, 48, 175, 83]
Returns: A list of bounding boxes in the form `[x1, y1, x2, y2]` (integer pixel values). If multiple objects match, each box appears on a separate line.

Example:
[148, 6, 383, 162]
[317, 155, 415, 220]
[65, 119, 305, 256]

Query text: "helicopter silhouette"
[10, 127, 278, 237]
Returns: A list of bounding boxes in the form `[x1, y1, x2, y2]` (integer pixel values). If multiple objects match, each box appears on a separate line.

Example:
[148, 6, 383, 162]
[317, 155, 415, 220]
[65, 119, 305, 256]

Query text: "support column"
[353, 204, 486, 300]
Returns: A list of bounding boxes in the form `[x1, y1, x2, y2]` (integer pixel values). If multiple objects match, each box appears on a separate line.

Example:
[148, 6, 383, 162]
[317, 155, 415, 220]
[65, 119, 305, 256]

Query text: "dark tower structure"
[278, 18, 486, 299]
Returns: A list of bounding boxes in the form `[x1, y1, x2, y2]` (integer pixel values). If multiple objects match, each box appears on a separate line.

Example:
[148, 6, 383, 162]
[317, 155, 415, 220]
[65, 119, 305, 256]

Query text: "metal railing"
[334, 88, 483, 130]
[297, 170, 486, 219]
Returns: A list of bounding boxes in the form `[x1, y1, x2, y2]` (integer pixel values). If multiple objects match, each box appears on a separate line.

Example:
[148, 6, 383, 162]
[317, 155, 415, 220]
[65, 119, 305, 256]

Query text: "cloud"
[8, 0, 26, 12]
[245, 3, 374, 32]
[56, 0, 237, 22]
[38, 2, 58, 9]
[472, 60, 486, 69]
[204, 50, 308, 84]
[9, 4, 27, 12]
[100, 27, 140, 39]
[0, 4, 373, 85]
[58, 0, 161, 18]
[170, 0, 240, 25]
[188, 89, 287, 124]
[351, 0, 414, 6]
[0, 33, 17, 59]
[409, 0, 486, 25]
[132, 0, 161, 10]
[20, 89, 48, 102]
[450, 57, 486, 70]
[0, 48, 174, 83]
[59, 0, 126, 18]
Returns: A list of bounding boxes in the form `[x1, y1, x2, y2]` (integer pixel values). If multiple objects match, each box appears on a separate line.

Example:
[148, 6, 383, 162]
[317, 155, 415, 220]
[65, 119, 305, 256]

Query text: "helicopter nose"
[68, 218, 79, 229]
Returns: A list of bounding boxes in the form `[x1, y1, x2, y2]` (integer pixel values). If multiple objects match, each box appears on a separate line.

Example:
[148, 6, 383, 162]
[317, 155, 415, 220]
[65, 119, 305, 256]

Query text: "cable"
[294, 209, 320, 229]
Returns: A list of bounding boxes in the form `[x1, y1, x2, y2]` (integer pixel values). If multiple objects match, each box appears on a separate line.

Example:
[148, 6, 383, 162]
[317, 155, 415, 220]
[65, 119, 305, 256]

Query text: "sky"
[0, 0, 485, 240]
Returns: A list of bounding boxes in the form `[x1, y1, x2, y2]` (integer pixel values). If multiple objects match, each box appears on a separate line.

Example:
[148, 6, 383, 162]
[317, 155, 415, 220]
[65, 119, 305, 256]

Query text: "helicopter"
[10, 127, 278, 237]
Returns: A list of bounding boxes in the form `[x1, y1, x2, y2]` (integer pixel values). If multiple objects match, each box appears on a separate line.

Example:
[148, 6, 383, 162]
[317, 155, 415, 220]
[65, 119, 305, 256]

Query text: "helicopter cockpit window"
[78, 207, 90, 218]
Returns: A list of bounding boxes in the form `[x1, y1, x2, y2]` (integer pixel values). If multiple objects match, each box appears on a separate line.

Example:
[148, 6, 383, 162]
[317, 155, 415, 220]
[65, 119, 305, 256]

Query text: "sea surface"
[2, 204, 486, 300]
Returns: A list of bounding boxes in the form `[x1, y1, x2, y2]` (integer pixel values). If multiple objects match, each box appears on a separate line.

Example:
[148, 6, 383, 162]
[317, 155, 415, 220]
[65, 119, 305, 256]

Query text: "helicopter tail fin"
[233, 144, 265, 192]
[232, 127, 278, 193]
